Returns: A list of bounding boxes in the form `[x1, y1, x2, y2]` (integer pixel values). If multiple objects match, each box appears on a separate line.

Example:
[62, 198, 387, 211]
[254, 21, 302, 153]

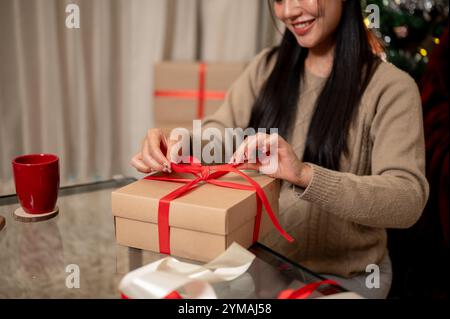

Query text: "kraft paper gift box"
[153, 62, 247, 134]
[111, 171, 280, 263]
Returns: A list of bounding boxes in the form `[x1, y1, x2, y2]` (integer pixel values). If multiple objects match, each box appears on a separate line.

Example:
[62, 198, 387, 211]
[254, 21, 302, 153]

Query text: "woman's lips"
[292, 19, 316, 36]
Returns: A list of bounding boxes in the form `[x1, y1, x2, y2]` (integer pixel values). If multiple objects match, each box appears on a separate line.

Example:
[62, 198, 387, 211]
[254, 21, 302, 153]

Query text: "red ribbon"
[121, 291, 182, 299]
[144, 161, 294, 255]
[121, 280, 340, 300]
[277, 280, 340, 299]
[154, 63, 227, 119]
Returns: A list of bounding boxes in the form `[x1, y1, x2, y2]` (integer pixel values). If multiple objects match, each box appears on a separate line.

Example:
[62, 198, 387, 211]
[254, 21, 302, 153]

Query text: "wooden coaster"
[13, 206, 59, 223]
[0, 216, 5, 232]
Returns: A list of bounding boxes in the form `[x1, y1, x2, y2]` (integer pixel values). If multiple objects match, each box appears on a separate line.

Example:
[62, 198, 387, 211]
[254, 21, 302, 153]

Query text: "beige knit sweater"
[202, 48, 429, 278]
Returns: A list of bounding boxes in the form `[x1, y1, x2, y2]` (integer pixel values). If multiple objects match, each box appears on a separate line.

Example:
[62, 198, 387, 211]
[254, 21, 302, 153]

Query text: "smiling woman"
[134, 0, 429, 299]
[274, 0, 342, 48]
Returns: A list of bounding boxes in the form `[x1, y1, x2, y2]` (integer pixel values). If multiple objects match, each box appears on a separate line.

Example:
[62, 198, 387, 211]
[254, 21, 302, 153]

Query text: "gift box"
[111, 169, 283, 263]
[153, 62, 247, 133]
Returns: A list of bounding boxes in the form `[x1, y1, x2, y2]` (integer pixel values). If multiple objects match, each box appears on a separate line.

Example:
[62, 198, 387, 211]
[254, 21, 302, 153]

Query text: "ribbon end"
[284, 233, 295, 243]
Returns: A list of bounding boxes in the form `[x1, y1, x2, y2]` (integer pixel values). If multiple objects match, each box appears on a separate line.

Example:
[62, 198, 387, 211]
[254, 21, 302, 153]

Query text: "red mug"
[12, 154, 60, 214]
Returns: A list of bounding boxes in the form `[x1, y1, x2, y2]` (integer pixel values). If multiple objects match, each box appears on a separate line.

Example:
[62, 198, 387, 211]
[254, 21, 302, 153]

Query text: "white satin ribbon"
[119, 242, 256, 299]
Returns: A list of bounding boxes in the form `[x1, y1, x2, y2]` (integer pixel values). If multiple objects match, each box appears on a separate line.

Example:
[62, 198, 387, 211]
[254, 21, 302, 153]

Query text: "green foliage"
[365, 0, 448, 80]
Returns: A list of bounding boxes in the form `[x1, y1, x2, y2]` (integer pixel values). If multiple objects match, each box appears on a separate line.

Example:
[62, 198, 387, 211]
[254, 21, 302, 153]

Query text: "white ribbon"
[119, 242, 256, 299]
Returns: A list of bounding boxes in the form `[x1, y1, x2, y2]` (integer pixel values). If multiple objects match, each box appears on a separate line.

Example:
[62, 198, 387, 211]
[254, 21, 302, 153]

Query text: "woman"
[131, 0, 429, 298]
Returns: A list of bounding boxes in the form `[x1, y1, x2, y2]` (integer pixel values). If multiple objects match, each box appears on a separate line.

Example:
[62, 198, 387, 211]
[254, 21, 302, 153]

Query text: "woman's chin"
[291, 32, 318, 49]
[295, 38, 316, 49]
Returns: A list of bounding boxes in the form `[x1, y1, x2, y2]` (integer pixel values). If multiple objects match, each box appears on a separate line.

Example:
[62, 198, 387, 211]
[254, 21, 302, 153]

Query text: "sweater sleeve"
[294, 67, 429, 229]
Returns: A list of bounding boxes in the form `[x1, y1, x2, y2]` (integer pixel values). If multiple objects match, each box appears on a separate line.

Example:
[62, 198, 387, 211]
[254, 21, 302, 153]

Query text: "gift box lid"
[154, 62, 248, 92]
[111, 171, 279, 236]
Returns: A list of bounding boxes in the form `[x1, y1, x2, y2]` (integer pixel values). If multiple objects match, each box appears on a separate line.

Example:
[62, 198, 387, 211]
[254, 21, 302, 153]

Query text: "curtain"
[0, 0, 282, 195]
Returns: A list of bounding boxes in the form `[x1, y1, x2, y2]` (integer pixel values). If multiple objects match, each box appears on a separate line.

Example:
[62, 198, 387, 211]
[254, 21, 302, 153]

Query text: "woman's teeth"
[295, 20, 314, 28]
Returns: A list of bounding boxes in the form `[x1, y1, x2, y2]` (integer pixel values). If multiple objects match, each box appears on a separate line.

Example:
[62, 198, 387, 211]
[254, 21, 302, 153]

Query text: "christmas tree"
[365, 0, 449, 80]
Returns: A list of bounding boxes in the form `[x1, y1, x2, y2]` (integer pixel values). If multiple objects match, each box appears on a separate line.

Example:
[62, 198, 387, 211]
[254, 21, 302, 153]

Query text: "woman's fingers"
[133, 129, 283, 174]
[131, 128, 192, 174]
[166, 138, 182, 163]
[231, 135, 256, 164]
[229, 133, 280, 176]
[142, 138, 166, 172]
[166, 129, 191, 163]
[130, 152, 152, 174]
[231, 133, 270, 164]
[259, 133, 279, 164]
[230, 137, 249, 164]
[237, 162, 260, 171]
[245, 135, 261, 163]
[146, 129, 171, 171]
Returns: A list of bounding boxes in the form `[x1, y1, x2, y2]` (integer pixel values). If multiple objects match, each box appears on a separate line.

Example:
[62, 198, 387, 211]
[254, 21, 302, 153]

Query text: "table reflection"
[0, 178, 341, 299]
[18, 218, 64, 278]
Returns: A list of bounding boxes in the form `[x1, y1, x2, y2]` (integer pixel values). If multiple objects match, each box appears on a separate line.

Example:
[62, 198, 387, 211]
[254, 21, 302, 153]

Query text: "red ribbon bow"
[145, 160, 294, 255]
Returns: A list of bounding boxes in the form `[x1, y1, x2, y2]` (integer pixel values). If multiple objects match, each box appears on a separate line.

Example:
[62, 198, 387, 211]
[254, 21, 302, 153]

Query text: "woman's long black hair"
[248, 0, 380, 170]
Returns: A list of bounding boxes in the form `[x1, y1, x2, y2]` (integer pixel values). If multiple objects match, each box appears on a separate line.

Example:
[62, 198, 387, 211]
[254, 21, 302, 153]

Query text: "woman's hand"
[230, 133, 313, 188]
[131, 128, 175, 174]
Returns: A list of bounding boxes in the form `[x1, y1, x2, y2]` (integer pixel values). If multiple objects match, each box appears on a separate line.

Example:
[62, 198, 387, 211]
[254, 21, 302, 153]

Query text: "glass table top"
[0, 178, 344, 298]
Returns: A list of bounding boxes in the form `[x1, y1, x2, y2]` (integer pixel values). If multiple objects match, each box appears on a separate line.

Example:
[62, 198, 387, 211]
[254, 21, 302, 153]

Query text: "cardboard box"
[153, 62, 247, 132]
[157, 121, 194, 137]
[111, 172, 279, 262]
